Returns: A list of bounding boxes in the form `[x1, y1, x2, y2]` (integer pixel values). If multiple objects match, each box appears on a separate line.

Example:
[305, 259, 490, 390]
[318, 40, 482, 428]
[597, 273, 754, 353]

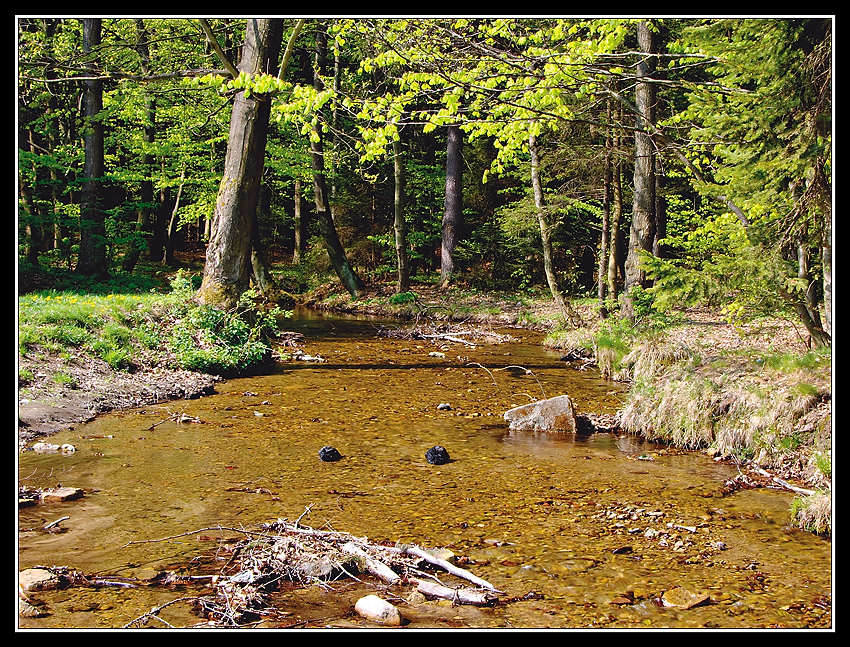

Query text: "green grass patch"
[19, 271, 288, 377]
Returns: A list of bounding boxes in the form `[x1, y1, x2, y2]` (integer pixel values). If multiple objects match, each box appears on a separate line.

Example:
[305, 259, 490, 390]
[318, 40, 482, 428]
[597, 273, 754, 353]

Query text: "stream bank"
[17, 309, 832, 628]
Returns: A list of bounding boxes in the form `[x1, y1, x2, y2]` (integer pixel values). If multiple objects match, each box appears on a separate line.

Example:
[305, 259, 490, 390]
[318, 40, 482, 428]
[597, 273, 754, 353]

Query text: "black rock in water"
[425, 445, 451, 465]
[318, 446, 342, 462]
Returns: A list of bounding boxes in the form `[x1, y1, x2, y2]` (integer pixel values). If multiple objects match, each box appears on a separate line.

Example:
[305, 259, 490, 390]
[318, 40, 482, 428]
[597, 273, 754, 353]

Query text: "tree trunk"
[652, 167, 667, 260]
[440, 124, 463, 289]
[292, 177, 304, 263]
[529, 133, 582, 327]
[822, 235, 831, 339]
[309, 23, 364, 297]
[393, 135, 410, 293]
[251, 184, 279, 298]
[163, 165, 186, 266]
[197, 19, 284, 309]
[76, 18, 108, 278]
[622, 21, 658, 319]
[122, 20, 156, 273]
[598, 98, 613, 316]
[19, 174, 42, 265]
[608, 105, 624, 302]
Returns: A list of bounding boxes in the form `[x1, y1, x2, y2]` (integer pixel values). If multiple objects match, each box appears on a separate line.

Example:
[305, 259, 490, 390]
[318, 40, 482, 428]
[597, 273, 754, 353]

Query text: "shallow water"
[18, 310, 832, 629]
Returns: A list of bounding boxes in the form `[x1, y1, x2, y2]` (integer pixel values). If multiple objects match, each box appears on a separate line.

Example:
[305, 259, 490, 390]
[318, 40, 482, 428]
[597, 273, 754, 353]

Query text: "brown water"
[18, 310, 832, 629]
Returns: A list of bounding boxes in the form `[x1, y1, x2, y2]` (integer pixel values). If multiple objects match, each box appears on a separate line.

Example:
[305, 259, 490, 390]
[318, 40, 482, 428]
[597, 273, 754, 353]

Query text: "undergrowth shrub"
[166, 273, 285, 376]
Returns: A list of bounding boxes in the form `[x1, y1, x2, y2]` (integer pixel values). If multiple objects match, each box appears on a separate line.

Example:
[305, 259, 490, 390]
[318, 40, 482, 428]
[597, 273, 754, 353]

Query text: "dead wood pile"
[377, 323, 516, 347]
[119, 517, 504, 627]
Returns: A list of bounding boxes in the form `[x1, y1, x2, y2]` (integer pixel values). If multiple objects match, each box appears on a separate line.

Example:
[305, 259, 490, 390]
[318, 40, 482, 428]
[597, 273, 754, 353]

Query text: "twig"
[43, 516, 70, 530]
[123, 596, 201, 629]
[752, 466, 816, 497]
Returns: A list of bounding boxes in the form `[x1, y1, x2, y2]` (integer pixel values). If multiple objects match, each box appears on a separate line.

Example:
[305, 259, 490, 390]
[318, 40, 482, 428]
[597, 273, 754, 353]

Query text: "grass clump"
[791, 491, 831, 535]
[18, 270, 288, 378]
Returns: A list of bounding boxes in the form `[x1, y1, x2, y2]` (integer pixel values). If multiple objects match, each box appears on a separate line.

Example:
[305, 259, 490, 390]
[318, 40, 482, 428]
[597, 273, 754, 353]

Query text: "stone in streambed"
[425, 446, 451, 465]
[318, 446, 342, 462]
[503, 395, 576, 433]
[40, 487, 84, 503]
[661, 587, 710, 609]
[354, 594, 402, 626]
[19, 568, 61, 593]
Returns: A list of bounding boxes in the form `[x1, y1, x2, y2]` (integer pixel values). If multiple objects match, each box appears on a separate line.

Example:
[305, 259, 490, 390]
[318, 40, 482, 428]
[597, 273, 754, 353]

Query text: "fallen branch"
[752, 466, 816, 497]
[411, 578, 498, 606]
[384, 544, 502, 593]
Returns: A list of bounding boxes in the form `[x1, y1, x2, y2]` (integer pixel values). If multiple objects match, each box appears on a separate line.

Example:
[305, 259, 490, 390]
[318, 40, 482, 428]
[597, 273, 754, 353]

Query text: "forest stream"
[17, 309, 832, 629]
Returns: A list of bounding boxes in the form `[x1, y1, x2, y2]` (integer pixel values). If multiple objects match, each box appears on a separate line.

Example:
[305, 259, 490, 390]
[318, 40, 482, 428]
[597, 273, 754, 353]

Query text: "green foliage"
[388, 291, 417, 305]
[167, 277, 284, 376]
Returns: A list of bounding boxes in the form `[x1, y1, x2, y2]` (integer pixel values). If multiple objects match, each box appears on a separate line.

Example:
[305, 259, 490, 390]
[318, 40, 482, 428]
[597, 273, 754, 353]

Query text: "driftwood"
[378, 324, 516, 347]
[752, 466, 816, 497]
[116, 514, 505, 627]
[411, 578, 498, 606]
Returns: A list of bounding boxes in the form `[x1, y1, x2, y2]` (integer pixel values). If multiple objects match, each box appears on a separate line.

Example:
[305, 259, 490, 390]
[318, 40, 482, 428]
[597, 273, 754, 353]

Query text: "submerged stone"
[661, 587, 710, 609]
[354, 594, 402, 626]
[425, 446, 451, 465]
[318, 446, 342, 462]
[503, 395, 576, 433]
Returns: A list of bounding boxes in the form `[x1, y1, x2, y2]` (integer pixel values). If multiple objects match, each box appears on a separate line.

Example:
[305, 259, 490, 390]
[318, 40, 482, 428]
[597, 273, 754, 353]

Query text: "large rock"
[19, 568, 60, 593]
[503, 395, 577, 433]
[40, 487, 84, 503]
[661, 587, 710, 609]
[354, 594, 402, 626]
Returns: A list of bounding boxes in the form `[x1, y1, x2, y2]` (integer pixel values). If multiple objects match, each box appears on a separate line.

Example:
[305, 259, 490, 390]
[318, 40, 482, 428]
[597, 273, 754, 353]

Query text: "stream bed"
[18, 309, 832, 629]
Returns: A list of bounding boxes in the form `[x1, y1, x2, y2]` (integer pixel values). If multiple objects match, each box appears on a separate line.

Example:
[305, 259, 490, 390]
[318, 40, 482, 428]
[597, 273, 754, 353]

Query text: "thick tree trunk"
[529, 133, 582, 327]
[309, 24, 364, 298]
[292, 177, 304, 263]
[440, 124, 463, 289]
[197, 19, 283, 309]
[622, 21, 658, 319]
[393, 136, 410, 293]
[76, 18, 108, 278]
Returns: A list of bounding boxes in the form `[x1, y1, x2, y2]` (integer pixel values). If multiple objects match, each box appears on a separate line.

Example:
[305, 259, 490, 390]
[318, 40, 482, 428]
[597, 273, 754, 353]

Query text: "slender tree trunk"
[19, 174, 42, 265]
[608, 107, 624, 302]
[292, 177, 304, 263]
[598, 98, 613, 316]
[653, 167, 667, 260]
[393, 135, 410, 293]
[197, 19, 284, 309]
[310, 23, 364, 297]
[149, 179, 169, 263]
[440, 124, 463, 289]
[529, 133, 582, 327]
[622, 21, 658, 318]
[251, 184, 279, 297]
[76, 18, 108, 278]
[123, 19, 156, 273]
[163, 165, 186, 266]
[822, 234, 831, 339]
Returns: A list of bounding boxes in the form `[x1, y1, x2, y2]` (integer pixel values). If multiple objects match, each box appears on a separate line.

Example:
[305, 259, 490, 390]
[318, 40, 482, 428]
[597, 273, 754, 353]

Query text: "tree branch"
[198, 19, 239, 79]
